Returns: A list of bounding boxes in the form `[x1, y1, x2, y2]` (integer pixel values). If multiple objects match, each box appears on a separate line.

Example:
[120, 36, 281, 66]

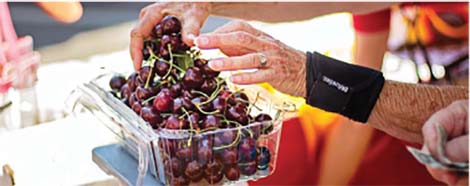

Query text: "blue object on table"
[92, 144, 162, 186]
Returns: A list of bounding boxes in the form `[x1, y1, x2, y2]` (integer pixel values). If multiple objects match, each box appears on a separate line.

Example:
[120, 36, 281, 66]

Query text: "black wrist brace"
[305, 52, 385, 123]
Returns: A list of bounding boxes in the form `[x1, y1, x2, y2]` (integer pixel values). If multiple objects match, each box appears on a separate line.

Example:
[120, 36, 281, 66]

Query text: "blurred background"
[1, 2, 466, 186]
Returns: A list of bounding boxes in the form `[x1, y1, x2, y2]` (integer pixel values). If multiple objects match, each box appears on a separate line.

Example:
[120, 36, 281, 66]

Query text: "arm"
[195, 21, 468, 144]
[369, 81, 468, 143]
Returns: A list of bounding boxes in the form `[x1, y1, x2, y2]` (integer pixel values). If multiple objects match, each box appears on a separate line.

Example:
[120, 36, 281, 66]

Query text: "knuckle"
[130, 28, 141, 38]
[236, 32, 253, 45]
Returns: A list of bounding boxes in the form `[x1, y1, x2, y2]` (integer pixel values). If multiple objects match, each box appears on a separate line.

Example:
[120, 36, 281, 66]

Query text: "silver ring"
[259, 53, 268, 67]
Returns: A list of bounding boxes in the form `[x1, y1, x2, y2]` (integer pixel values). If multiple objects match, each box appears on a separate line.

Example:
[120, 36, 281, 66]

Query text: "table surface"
[0, 114, 117, 186]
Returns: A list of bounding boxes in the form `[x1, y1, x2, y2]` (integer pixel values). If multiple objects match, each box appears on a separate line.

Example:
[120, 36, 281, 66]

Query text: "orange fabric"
[250, 116, 442, 185]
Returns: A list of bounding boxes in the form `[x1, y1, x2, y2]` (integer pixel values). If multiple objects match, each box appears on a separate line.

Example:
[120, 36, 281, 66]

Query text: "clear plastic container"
[67, 73, 288, 186]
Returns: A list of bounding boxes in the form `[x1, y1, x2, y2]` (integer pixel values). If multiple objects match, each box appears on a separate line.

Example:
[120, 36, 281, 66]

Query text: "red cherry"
[183, 67, 204, 89]
[204, 172, 223, 184]
[109, 74, 126, 91]
[202, 115, 221, 130]
[140, 106, 163, 129]
[171, 175, 189, 186]
[153, 88, 173, 112]
[185, 160, 204, 182]
[224, 166, 241, 181]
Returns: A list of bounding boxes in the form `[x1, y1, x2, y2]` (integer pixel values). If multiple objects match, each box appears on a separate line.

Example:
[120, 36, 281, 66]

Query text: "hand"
[422, 100, 469, 185]
[130, 2, 211, 69]
[195, 20, 307, 97]
[35, 2, 83, 23]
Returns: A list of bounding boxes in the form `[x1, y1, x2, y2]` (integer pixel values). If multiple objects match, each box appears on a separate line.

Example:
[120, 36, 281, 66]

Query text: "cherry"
[169, 82, 184, 98]
[202, 115, 221, 130]
[239, 161, 257, 176]
[219, 90, 236, 105]
[109, 74, 127, 91]
[168, 35, 182, 52]
[257, 147, 271, 170]
[120, 84, 132, 99]
[222, 148, 238, 165]
[173, 97, 194, 113]
[187, 112, 200, 129]
[197, 146, 212, 165]
[153, 24, 163, 38]
[129, 93, 139, 107]
[211, 97, 227, 115]
[153, 88, 173, 112]
[131, 101, 142, 114]
[183, 67, 204, 89]
[238, 137, 257, 162]
[165, 114, 187, 129]
[200, 78, 217, 94]
[220, 130, 236, 145]
[205, 159, 223, 175]
[161, 15, 182, 35]
[127, 72, 139, 91]
[140, 106, 162, 129]
[166, 157, 184, 177]
[256, 114, 273, 134]
[143, 41, 157, 60]
[160, 35, 171, 49]
[185, 160, 204, 182]
[154, 59, 170, 77]
[194, 58, 206, 68]
[205, 172, 223, 185]
[182, 90, 195, 100]
[234, 92, 249, 103]
[224, 166, 241, 181]
[227, 105, 248, 126]
[176, 146, 193, 162]
[135, 86, 152, 100]
[191, 96, 211, 113]
[201, 63, 220, 78]
[159, 46, 170, 59]
[171, 175, 189, 186]
[138, 66, 154, 83]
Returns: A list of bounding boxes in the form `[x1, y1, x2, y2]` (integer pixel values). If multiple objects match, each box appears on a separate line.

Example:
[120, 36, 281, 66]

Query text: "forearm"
[368, 81, 469, 143]
[210, 2, 396, 23]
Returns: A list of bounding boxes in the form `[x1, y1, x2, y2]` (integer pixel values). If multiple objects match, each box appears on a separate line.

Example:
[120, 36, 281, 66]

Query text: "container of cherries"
[70, 15, 288, 186]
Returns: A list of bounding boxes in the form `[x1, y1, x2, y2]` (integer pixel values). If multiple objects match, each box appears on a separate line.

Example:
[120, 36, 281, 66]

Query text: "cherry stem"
[194, 104, 219, 115]
[142, 95, 157, 105]
[213, 127, 241, 151]
[247, 92, 260, 114]
[191, 90, 210, 98]
[181, 108, 194, 147]
[162, 47, 173, 80]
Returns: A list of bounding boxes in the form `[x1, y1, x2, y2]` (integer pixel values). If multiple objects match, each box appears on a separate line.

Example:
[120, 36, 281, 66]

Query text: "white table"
[0, 114, 118, 186]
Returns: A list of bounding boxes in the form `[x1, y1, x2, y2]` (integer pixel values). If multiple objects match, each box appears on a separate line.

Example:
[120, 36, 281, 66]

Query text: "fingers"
[181, 16, 202, 46]
[130, 28, 144, 70]
[444, 135, 468, 162]
[130, 4, 164, 70]
[208, 53, 267, 71]
[195, 31, 273, 51]
[422, 100, 469, 157]
[230, 69, 274, 85]
[213, 20, 269, 38]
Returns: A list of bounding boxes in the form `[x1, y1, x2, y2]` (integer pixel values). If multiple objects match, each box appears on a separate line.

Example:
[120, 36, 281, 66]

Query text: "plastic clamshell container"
[67, 73, 286, 186]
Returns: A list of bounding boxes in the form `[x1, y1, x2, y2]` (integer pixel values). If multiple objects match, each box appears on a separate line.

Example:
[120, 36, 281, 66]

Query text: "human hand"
[35, 2, 83, 23]
[130, 2, 211, 69]
[422, 100, 469, 185]
[195, 20, 307, 97]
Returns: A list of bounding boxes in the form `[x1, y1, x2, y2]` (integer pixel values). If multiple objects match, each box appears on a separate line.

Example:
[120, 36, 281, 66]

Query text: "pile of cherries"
[109, 15, 275, 185]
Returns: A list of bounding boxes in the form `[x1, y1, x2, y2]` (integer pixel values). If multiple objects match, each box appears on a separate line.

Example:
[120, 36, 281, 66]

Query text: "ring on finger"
[258, 53, 268, 68]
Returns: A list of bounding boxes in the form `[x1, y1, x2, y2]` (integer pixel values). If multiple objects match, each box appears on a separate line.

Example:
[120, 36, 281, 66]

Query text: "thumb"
[181, 16, 205, 46]
[445, 135, 468, 162]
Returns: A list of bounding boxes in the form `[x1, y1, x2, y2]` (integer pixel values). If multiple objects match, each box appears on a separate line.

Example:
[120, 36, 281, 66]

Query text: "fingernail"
[195, 36, 209, 46]
[208, 60, 222, 70]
